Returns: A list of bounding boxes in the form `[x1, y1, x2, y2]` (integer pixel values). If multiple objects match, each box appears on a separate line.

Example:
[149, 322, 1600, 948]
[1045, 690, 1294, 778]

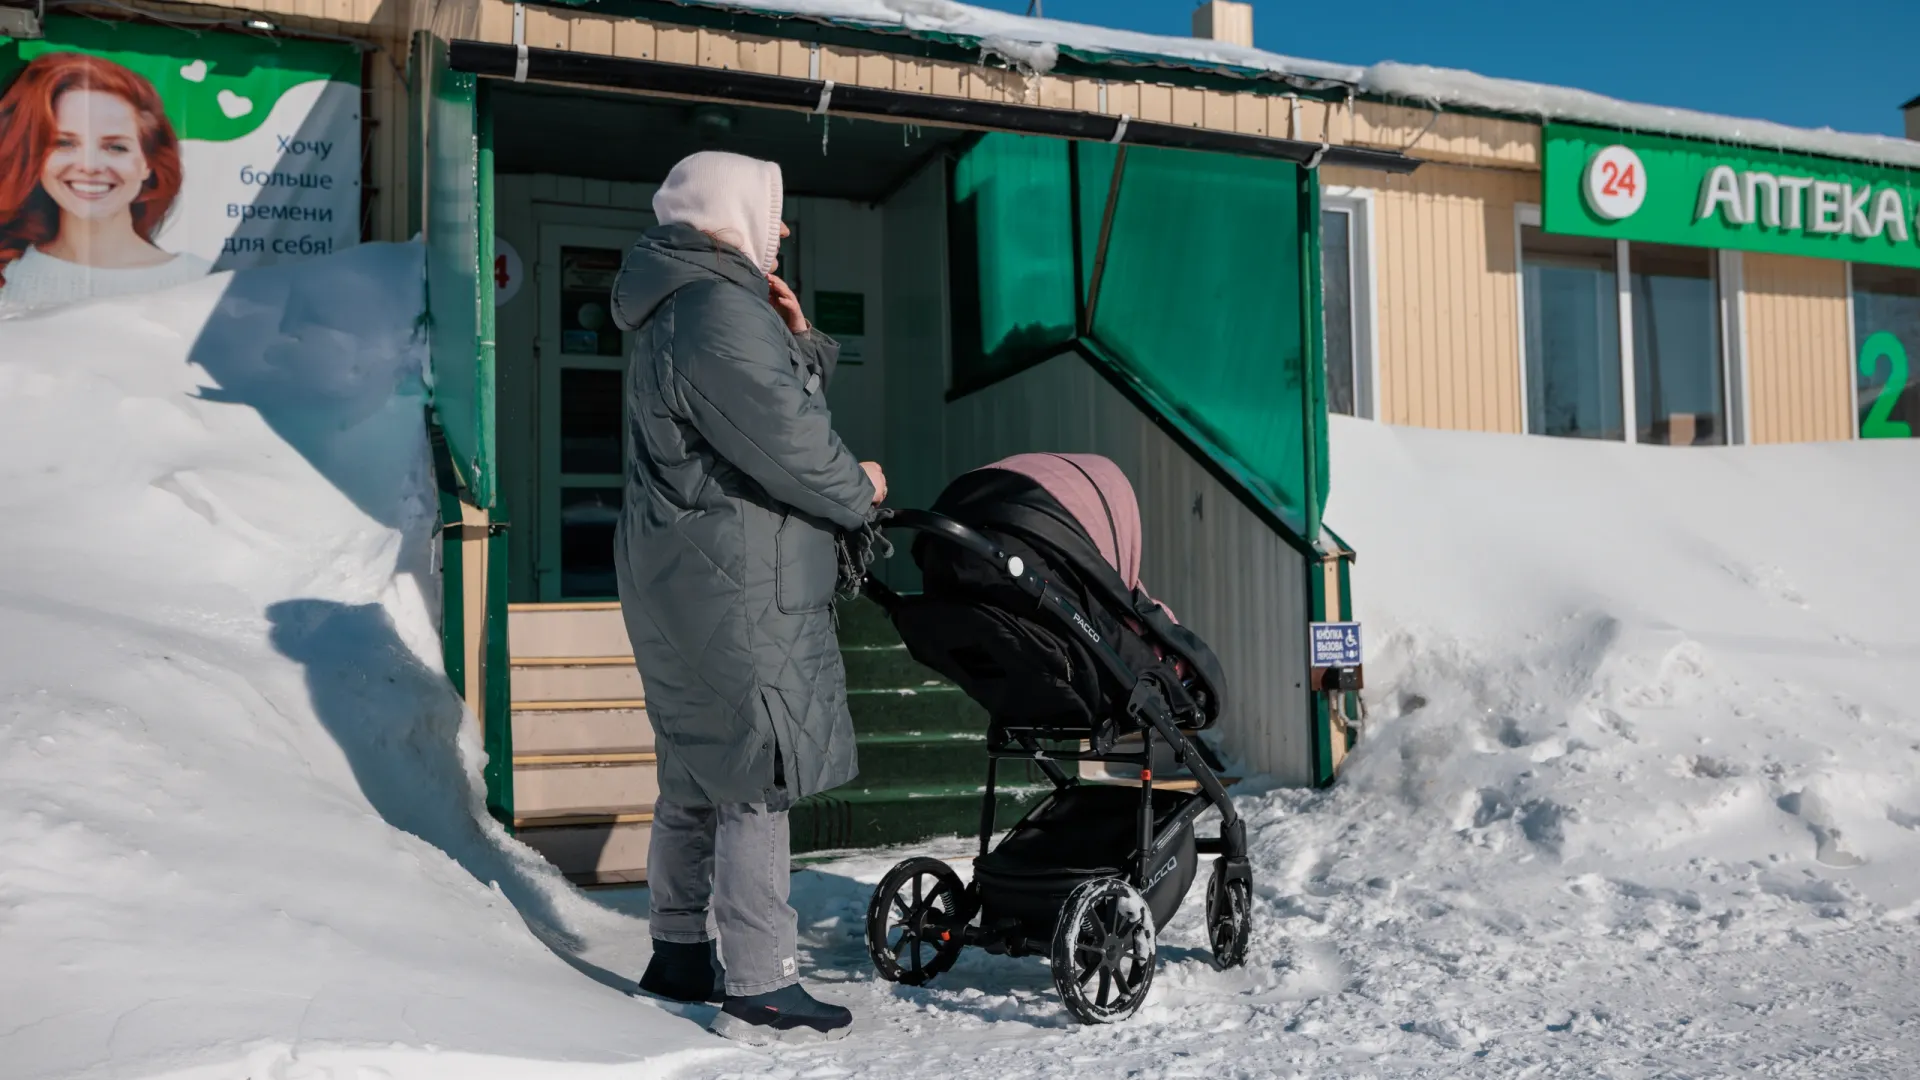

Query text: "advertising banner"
[1543, 123, 1920, 271]
[0, 16, 360, 317]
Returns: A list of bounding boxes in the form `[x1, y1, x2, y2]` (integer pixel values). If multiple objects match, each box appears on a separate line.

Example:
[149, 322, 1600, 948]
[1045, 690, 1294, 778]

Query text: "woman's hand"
[861, 461, 888, 505]
[768, 273, 808, 335]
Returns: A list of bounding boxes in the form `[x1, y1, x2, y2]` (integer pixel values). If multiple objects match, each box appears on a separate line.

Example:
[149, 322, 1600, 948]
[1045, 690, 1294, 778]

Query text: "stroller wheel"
[866, 857, 967, 986]
[1206, 860, 1253, 970]
[1050, 877, 1156, 1024]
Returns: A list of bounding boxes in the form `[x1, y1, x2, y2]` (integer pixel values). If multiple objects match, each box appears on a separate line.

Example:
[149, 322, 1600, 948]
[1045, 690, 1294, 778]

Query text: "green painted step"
[847, 731, 1057, 791]
[811, 596, 1064, 857]
[848, 685, 986, 736]
[790, 782, 1053, 854]
[842, 643, 943, 691]
[833, 598, 901, 649]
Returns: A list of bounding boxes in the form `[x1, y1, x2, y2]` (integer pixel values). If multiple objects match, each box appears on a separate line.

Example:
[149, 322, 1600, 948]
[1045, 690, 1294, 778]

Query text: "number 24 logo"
[1598, 160, 1638, 198]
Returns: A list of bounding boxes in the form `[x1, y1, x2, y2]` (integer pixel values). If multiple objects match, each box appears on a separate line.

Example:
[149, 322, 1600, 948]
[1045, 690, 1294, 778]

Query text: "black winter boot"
[636, 939, 725, 1004]
[710, 983, 853, 1044]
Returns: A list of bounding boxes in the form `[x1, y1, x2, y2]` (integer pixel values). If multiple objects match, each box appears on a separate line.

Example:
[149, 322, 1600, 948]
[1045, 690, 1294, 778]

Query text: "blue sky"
[971, 1, 1920, 139]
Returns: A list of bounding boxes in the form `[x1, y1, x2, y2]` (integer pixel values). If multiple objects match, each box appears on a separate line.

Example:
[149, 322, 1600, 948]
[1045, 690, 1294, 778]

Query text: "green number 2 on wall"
[1860, 331, 1913, 440]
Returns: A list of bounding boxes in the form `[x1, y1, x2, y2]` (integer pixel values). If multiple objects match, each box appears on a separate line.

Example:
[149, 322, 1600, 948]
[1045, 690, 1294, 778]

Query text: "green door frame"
[419, 32, 512, 824]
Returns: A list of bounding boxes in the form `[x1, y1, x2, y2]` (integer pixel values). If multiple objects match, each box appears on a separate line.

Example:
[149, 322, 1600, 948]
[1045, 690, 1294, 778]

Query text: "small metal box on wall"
[1310, 534, 1365, 779]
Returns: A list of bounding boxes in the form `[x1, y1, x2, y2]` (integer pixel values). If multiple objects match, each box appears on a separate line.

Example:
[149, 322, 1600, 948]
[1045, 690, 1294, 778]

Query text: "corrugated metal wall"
[943, 355, 1316, 787]
[1742, 252, 1856, 444]
[1323, 162, 1539, 435]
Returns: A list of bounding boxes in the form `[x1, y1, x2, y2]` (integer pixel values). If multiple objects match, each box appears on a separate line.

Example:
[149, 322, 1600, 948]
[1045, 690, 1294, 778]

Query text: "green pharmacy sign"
[1544, 123, 1920, 270]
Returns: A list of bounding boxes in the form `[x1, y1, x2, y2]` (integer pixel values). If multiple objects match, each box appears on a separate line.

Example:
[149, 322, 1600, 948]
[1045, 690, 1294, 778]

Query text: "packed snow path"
[631, 417, 1920, 1078]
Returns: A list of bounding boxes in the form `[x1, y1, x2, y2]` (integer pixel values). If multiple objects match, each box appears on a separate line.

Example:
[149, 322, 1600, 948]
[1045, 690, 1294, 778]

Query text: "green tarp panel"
[950, 133, 1328, 543]
[949, 134, 1079, 388]
[422, 32, 497, 508]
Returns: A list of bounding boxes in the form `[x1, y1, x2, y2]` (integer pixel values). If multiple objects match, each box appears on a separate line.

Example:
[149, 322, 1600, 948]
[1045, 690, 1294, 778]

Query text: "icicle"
[820, 114, 831, 155]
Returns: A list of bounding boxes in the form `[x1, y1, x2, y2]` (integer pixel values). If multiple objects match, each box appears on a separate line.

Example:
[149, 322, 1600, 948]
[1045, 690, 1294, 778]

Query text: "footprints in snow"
[1720, 560, 1809, 608]
[1462, 788, 1575, 855]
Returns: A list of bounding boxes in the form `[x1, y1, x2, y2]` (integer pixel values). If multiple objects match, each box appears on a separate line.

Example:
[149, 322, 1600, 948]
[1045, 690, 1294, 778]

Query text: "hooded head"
[650, 150, 784, 274]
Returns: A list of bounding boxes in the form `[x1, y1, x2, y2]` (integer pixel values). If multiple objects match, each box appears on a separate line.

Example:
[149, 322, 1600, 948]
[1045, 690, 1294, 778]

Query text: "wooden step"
[507, 603, 630, 659]
[510, 661, 644, 704]
[511, 698, 647, 712]
[515, 806, 653, 886]
[512, 707, 653, 755]
[513, 759, 660, 815]
[513, 751, 656, 766]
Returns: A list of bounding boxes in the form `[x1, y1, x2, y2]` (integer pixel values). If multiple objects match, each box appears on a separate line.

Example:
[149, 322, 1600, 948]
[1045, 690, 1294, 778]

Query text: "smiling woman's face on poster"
[0, 51, 209, 316]
[44, 88, 156, 225]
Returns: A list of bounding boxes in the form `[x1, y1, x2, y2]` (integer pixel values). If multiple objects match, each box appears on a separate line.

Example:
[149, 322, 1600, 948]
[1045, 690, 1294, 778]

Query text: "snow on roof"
[1364, 63, 1920, 171]
[670, 0, 1920, 169]
[666, 0, 1364, 85]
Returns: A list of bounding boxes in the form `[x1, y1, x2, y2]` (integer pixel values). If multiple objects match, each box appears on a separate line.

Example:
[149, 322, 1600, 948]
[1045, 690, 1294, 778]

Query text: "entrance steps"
[504, 598, 1047, 885]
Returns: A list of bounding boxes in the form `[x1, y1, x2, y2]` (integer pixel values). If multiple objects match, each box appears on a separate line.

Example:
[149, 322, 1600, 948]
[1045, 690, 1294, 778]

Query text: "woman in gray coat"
[611, 151, 884, 1044]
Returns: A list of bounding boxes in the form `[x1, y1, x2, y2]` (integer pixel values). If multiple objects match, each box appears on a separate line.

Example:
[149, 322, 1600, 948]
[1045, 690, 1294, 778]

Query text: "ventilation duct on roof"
[1191, 1, 1253, 49]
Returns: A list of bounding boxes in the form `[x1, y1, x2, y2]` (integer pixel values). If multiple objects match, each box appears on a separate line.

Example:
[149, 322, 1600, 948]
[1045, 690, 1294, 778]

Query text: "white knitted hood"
[650, 151, 784, 274]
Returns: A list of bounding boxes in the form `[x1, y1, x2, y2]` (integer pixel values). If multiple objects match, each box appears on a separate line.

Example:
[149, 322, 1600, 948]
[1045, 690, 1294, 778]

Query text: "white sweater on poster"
[0, 246, 214, 318]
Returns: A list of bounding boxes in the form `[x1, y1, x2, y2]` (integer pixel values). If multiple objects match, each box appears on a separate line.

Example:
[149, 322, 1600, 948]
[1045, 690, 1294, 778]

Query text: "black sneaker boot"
[710, 983, 853, 1044]
[636, 939, 725, 1004]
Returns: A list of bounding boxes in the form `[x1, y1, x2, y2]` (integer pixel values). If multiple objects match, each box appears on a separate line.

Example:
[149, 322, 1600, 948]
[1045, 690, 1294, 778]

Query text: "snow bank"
[653, 418, 1920, 1076]
[685, 1, 1920, 168]
[0, 246, 730, 1080]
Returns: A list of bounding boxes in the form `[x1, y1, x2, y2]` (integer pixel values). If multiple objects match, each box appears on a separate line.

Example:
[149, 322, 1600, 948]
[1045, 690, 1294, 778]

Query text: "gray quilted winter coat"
[609, 223, 875, 809]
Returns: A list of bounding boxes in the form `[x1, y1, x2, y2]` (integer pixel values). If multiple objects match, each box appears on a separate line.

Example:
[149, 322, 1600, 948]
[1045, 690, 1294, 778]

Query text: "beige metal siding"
[1743, 253, 1855, 444]
[1322, 163, 1538, 435]
[1350, 101, 1541, 169]
[943, 354, 1317, 787]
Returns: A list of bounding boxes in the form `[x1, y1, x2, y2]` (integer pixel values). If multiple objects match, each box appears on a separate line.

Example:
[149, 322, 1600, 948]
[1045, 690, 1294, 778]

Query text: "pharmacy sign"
[1545, 123, 1920, 269]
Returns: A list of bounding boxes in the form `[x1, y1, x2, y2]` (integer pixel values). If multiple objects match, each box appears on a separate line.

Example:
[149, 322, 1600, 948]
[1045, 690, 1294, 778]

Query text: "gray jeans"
[648, 798, 800, 997]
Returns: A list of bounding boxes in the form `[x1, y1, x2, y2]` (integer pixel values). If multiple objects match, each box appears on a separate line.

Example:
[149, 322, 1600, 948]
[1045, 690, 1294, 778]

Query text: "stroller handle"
[876, 509, 1003, 564]
[868, 508, 1137, 688]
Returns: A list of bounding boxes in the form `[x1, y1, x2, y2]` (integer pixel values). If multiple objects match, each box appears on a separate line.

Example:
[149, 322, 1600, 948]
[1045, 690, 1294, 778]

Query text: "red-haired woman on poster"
[0, 51, 210, 317]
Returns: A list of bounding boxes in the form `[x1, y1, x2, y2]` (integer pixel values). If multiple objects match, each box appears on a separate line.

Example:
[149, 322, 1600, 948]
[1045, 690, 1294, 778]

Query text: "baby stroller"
[856, 454, 1252, 1024]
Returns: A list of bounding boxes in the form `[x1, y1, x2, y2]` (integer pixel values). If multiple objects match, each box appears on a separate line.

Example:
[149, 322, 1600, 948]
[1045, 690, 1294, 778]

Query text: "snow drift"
[0, 246, 726, 1080]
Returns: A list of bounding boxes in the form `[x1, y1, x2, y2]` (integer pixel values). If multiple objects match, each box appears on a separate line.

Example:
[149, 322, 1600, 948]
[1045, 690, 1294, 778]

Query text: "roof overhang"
[447, 41, 1420, 174]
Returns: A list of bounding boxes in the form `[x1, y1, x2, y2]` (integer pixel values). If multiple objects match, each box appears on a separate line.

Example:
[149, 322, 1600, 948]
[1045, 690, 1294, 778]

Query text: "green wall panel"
[424, 34, 495, 507]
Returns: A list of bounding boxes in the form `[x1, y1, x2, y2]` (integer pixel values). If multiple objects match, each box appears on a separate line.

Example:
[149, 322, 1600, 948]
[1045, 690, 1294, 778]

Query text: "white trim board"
[1322, 186, 1380, 421]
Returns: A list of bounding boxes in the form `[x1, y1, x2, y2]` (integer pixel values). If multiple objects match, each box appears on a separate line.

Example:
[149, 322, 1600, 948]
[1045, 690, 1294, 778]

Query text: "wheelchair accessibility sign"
[1310, 622, 1363, 667]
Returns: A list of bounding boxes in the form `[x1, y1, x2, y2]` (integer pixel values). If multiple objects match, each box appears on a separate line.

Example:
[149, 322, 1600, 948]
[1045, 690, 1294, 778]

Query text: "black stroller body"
[857, 462, 1253, 1024]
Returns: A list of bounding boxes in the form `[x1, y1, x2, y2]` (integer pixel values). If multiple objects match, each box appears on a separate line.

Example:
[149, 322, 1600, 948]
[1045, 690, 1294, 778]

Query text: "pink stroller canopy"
[975, 453, 1177, 626]
[979, 454, 1140, 587]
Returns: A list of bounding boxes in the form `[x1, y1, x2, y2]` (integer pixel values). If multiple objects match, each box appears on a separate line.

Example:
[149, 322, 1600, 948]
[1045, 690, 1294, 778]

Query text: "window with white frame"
[1516, 205, 1741, 446]
[1321, 190, 1376, 419]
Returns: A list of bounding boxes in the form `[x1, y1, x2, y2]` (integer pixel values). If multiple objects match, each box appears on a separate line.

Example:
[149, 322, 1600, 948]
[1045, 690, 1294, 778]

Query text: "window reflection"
[560, 486, 621, 599]
[1322, 208, 1356, 417]
[1630, 243, 1724, 446]
[1522, 227, 1623, 440]
[560, 368, 623, 475]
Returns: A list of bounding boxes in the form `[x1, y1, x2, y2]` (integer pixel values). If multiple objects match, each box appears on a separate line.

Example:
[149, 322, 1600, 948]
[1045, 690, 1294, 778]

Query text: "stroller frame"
[860, 509, 1253, 1023]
